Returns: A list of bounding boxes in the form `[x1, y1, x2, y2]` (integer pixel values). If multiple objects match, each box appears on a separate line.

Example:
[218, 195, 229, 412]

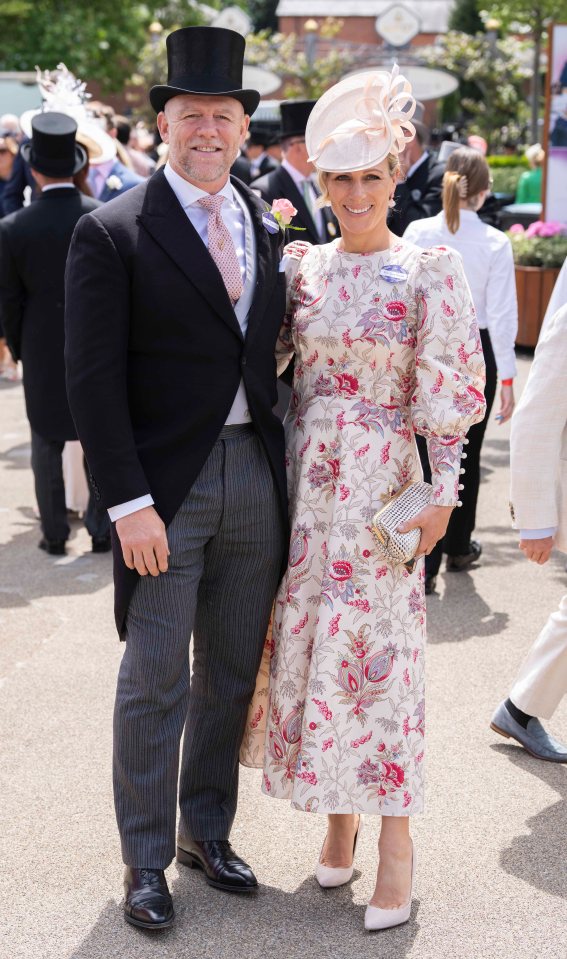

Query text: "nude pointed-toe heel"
[364, 842, 415, 931]
[315, 818, 361, 889]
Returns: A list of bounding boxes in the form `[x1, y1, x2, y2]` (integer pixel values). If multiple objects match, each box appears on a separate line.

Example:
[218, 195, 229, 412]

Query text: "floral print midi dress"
[261, 238, 486, 816]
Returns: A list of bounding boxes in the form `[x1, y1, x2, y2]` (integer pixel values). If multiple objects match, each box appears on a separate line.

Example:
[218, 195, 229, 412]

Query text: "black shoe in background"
[38, 538, 66, 556]
[123, 867, 174, 930]
[91, 535, 112, 553]
[424, 574, 437, 595]
[446, 539, 482, 572]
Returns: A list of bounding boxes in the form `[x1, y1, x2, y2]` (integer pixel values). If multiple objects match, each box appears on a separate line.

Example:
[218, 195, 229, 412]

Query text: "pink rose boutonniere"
[262, 198, 305, 235]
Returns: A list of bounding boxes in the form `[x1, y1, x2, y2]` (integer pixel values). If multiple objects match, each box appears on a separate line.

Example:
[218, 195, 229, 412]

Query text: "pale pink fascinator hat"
[305, 66, 417, 173]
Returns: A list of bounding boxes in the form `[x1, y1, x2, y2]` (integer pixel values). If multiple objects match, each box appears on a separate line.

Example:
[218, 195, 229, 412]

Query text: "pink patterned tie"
[198, 194, 243, 304]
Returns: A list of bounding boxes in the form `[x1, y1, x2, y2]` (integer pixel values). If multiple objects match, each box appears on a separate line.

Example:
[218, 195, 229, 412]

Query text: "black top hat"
[280, 100, 316, 141]
[248, 120, 280, 147]
[21, 112, 87, 178]
[150, 26, 260, 116]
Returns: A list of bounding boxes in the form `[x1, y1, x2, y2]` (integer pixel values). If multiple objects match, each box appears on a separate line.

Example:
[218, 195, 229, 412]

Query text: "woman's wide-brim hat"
[21, 112, 87, 177]
[305, 67, 416, 173]
[150, 26, 260, 116]
[20, 109, 116, 165]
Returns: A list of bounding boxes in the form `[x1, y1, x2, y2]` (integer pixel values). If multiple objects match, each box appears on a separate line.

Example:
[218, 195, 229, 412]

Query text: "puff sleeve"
[410, 246, 486, 506]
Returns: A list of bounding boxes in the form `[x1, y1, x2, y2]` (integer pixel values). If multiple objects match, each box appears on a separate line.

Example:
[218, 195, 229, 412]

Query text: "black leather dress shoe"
[446, 539, 482, 572]
[38, 538, 66, 556]
[91, 535, 112, 553]
[123, 867, 174, 930]
[177, 838, 258, 893]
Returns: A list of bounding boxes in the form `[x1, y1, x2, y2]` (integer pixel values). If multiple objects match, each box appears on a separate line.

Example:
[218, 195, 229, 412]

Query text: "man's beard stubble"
[175, 142, 239, 183]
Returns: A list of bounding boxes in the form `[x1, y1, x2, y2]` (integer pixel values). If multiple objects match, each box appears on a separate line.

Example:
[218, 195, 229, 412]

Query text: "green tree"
[449, 0, 484, 34]
[485, 0, 567, 140]
[246, 19, 354, 99]
[0, 0, 152, 92]
[248, 0, 278, 32]
[422, 30, 531, 149]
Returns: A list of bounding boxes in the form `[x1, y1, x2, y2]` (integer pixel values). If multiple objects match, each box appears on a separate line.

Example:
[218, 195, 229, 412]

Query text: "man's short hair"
[114, 116, 131, 146]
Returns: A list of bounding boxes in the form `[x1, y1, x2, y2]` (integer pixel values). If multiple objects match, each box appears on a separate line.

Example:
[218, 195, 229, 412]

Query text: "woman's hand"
[283, 240, 311, 260]
[398, 504, 454, 556]
[496, 383, 515, 424]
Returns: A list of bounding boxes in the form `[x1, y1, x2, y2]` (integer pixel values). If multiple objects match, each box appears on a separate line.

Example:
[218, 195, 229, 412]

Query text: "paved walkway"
[1, 355, 566, 959]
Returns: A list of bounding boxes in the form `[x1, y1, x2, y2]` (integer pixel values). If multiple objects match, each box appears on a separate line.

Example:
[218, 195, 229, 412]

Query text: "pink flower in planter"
[508, 223, 525, 234]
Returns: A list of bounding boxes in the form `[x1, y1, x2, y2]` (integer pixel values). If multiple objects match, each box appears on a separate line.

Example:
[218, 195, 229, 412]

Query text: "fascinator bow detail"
[308, 66, 416, 165]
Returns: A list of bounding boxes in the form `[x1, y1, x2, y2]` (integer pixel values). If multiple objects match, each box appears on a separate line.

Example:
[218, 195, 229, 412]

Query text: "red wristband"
[501, 378, 513, 386]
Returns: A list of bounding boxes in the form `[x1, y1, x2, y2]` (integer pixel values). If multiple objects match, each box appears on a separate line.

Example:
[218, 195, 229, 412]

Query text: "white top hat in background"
[305, 66, 416, 173]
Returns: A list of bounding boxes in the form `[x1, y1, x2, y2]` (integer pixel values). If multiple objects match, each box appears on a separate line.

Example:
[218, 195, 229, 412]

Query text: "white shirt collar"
[406, 150, 429, 181]
[41, 183, 75, 192]
[164, 161, 234, 208]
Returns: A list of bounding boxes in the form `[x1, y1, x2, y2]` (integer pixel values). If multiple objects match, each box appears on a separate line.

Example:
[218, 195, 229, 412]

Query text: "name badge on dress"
[380, 264, 409, 284]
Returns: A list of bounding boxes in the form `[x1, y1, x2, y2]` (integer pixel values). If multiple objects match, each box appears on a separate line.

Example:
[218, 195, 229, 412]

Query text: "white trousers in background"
[510, 594, 567, 719]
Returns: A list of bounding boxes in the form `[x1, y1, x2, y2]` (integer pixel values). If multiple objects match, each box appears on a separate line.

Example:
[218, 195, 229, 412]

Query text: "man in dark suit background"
[253, 99, 339, 245]
[65, 27, 288, 930]
[0, 113, 110, 555]
[390, 120, 445, 236]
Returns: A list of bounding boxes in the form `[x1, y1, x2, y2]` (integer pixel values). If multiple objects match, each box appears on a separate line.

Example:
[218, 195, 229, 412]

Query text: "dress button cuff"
[458, 484, 464, 490]
[461, 453, 467, 459]
[456, 500, 463, 507]
[459, 468, 465, 475]
[463, 438, 469, 445]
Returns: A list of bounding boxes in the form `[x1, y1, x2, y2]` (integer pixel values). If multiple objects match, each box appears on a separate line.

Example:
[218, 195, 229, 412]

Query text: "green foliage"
[487, 154, 528, 167]
[483, 1, 567, 32]
[490, 166, 525, 195]
[449, 0, 484, 34]
[507, 231, 567, 268]
[0, 0, 151, 91]
[0, 0, 205, 93]
[246, 20, 354, 99]
[422, 31, 531, 149]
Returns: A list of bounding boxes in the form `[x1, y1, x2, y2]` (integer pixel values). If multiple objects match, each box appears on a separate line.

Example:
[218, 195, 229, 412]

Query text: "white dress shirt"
[108, 163, 254, 522]
[405, 150, 429, 181]
[41, 183, 75, 192]
[281, 159, 325, 241]
[404, 210, 518, 380]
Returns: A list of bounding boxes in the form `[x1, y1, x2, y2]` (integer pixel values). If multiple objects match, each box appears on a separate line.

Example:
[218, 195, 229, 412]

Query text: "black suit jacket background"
[0, 187, 100, 440]
[253, 166, 339, 245]
[65, 169, 288, 635]
[390, 154, 445, 237]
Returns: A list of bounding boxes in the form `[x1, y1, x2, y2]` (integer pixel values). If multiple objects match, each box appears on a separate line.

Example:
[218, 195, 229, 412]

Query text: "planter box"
[515, 265, 560, 348]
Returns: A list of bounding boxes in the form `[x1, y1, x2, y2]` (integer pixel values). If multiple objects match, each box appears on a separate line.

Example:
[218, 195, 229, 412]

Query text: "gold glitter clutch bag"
[371, 481, 432, 569]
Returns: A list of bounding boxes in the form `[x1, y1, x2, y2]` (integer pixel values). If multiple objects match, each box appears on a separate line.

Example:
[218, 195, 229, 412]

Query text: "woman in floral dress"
[261, 69, 486, 930]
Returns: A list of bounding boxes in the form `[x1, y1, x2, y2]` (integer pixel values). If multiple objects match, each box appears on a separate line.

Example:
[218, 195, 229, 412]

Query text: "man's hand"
[115, 506, 169, 577]
[496, 383, 515, 424]
[519, 535, 554, 565]
[398, 504, 454, 557]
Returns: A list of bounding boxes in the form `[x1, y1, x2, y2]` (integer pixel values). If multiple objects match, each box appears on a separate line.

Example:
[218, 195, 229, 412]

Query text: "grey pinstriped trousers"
[113, 425, 285, 868]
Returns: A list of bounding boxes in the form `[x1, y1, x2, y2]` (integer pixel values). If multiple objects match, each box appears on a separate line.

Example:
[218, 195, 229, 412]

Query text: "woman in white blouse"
[404, 146, 517, 592]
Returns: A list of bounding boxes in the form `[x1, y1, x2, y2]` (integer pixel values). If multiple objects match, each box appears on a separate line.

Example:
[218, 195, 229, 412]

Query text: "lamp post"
[485, 17, 500, 57]
[304, 18, 319, 70]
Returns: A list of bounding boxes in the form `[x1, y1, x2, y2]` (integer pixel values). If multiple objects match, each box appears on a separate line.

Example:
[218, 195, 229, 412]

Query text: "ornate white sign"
[375, 4, 420, 47]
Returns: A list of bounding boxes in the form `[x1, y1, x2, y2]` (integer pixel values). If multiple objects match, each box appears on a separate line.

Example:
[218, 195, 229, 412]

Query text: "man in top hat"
[247, 121, 279, 180]
[64, 27, 288, 930]
[0, 112, 110, 554]
[389, 119, 445, 236]
[253, 99, 339, 245]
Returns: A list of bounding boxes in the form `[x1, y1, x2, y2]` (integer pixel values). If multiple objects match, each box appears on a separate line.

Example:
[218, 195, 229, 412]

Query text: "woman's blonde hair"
[442, 146, 491, 234]
[316, 153, 400, 207]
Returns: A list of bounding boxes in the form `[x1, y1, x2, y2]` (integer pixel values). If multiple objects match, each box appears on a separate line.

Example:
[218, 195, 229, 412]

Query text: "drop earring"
[388, 196, 395, 209]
